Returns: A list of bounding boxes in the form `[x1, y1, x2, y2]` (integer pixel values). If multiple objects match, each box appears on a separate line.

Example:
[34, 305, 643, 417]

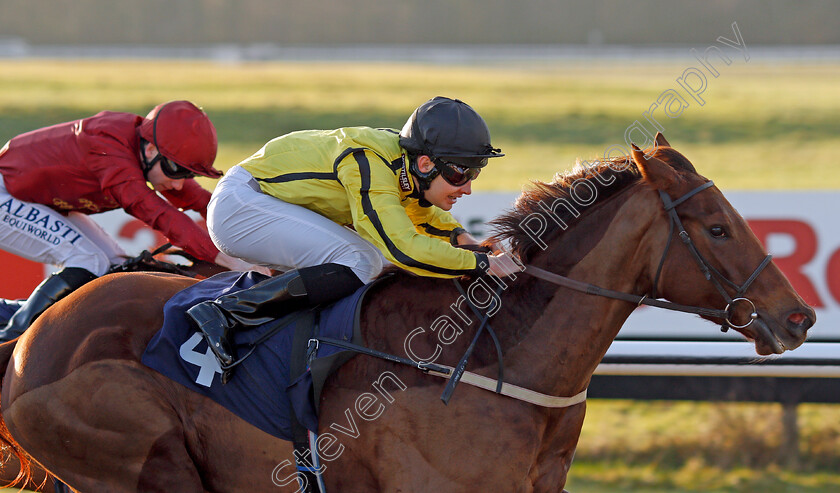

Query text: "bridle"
[654, 181, 772, 330]
[524, 180, 773, 332]
[314, 181, 774, 409]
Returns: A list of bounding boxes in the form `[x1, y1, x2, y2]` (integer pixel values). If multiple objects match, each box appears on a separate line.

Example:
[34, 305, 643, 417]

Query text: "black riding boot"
[0, 267, 97, 343]
[186, 263, 363, 381]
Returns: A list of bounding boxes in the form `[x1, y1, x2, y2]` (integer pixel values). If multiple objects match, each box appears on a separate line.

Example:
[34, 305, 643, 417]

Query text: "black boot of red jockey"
[186, 263, 363, 382]
[0, 267, 97, 343]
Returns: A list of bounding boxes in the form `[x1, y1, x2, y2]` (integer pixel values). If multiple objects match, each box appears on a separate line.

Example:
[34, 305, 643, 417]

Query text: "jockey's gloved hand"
[214, 252, 272, 276]
[487, 252, 523, 277]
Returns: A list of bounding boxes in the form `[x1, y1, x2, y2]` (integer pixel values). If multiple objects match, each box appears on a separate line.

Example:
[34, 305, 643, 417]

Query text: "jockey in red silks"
[187, 96, 522, 380]
[0, 100, 267, 342]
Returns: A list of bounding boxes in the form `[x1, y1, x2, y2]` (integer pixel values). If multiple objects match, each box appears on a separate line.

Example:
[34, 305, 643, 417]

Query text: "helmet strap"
[139, 139, 160, 179]
[407, 154, 437, 207]
[142, 102, 171, 179]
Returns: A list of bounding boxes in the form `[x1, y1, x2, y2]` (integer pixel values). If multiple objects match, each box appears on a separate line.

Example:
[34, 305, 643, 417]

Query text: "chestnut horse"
[0, 136, 815, 492]
[0, 247, 226, 493]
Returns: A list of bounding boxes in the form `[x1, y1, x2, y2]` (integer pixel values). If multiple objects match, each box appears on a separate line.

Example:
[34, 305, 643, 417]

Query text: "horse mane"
[488, 148, 696, 262]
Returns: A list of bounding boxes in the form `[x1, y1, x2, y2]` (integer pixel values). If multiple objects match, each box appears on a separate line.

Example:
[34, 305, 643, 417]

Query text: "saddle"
[141, 271, 379, 440]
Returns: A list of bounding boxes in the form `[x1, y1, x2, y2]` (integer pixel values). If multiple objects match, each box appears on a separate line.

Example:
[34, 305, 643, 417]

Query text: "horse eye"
[709, 225, 728, 238]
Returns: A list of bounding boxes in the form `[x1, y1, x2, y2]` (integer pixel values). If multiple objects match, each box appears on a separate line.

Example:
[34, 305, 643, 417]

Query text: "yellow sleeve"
[404, 201, 465, 244]
[337, 150, 484, 278]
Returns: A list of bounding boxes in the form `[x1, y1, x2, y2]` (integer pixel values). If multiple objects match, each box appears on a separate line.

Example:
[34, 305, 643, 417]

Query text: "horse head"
[492, 133, 814, 359]
[631, 133, 815, 354]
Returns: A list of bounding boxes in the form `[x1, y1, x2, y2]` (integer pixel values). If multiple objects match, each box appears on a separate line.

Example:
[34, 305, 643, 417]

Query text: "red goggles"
[434, 159, 481, 186]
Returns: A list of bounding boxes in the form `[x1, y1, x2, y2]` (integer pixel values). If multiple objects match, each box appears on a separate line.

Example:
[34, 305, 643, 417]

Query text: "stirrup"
[221, 367, 235, 385]
[217, 355, 241, 385]
[217, 345, 258, 385]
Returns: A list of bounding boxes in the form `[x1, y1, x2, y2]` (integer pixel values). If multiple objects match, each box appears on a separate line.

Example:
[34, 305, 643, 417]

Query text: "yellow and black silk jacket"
[240, 127, 487, 278]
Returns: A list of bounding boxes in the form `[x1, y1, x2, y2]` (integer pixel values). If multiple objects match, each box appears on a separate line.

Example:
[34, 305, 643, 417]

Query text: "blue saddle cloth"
[141, 271, 366, 441]
[0, 299, 24, 325]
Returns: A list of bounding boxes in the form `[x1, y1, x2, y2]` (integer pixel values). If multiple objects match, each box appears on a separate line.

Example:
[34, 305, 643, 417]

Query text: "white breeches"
[206, 166, 388, 283]
[0, 175, 127, 276]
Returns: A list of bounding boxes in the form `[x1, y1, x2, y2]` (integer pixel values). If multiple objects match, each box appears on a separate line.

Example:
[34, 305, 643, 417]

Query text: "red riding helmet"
[138, 101, 222, 178]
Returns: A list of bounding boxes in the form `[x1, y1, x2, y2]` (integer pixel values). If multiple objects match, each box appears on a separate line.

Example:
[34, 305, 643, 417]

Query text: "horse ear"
[631, 143, 678, 190]
[654, 132, 671, 148]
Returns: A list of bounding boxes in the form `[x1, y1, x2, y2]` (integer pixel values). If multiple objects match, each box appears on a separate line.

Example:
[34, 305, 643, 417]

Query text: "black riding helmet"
[400, 97, 503, 192]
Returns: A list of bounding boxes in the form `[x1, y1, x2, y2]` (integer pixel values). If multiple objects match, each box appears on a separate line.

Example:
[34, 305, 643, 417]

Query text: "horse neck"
[497, 184, 663, 397]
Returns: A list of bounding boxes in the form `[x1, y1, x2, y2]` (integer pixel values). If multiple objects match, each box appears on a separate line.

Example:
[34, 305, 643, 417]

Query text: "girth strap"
[289, 311, 324, 493]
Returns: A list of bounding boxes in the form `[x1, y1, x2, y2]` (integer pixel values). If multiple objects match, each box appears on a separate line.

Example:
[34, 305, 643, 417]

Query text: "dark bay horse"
[0, 135, 815, 492]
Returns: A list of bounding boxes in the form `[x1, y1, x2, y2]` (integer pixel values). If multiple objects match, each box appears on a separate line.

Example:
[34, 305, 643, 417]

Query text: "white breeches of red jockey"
[0, 174, 127, 276]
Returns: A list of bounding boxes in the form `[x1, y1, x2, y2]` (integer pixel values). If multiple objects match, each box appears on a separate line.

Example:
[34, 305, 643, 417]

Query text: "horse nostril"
[787, 312, 813, 333]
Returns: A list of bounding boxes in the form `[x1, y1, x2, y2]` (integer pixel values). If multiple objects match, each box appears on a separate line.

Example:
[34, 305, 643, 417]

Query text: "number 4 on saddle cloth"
[142, 271, 374, 441]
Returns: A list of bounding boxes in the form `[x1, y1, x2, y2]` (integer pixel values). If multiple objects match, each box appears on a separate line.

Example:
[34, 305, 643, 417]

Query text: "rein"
[522, 265, 727, 319]
[106, 242, 198, 277]
[523, 181, 772, 331]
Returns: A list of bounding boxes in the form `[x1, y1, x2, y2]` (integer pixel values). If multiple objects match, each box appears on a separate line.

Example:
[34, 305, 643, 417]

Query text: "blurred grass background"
[1, 59, 838, 192]
[1, 58, 839, 492]
[567, 401, 840, 492]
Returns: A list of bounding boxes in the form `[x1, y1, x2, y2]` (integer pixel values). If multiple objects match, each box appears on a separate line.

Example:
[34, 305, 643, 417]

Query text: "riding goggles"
[159, 156, 197, 179]
[433, 158, 481, 187]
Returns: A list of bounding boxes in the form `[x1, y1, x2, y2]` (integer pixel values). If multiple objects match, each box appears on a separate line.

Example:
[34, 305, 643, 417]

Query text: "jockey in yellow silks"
[187, 97, 519, 379]
[243, 126, 480, 277]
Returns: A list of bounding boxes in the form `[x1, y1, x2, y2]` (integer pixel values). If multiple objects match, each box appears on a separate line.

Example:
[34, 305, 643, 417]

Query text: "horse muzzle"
[741, 305, 815, 355]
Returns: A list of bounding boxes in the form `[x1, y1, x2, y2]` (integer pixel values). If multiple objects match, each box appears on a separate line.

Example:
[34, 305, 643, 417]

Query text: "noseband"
[525, 181, 772, 331]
